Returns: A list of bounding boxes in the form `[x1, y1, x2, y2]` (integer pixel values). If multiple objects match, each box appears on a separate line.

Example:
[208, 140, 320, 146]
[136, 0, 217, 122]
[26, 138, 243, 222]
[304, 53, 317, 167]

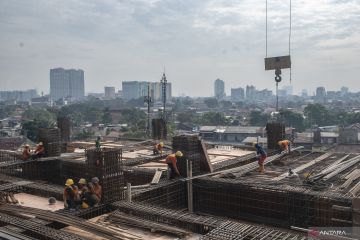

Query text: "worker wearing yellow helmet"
[63, 178, 78, 210]
[153, 141, 164, 155]
[165, 151, 183, 179]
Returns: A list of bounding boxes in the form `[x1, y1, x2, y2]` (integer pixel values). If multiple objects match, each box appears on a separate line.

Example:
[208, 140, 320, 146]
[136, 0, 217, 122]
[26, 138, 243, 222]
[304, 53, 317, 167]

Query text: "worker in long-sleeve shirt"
[278, 140, 291, 154]
[254, 143, 267, 173]
[165, 151, 183, 179]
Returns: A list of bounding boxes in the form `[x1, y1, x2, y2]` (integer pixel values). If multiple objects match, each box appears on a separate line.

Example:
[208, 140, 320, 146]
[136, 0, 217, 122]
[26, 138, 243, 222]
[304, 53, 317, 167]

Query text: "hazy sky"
[0, 0, 359, 97]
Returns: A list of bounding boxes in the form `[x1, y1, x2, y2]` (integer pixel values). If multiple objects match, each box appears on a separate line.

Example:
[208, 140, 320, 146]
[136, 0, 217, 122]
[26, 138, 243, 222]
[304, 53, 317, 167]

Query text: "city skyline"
[1, 1, 360, 97]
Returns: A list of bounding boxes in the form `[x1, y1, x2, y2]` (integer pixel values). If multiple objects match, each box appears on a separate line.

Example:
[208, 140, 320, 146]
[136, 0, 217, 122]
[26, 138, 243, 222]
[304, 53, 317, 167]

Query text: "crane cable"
[265, 0, 293, 83]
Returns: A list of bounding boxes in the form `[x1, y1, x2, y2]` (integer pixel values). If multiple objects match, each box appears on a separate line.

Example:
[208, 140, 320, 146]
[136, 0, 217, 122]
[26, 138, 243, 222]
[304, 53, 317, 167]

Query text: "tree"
[249, 111, 269, 126]
[21, 108, 56, 141]
[102, 107, 112, 124]
[200, 112, 226, 125]
[304, 103, 333, 127]
[279, 109, 305, 131]
[204, 98, 219, 108]
[177, 112, 195, 123]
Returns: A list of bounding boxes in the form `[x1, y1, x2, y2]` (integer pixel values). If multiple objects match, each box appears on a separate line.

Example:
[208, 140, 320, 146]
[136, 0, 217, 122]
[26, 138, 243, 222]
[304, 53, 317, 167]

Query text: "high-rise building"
[50, 68, 84, 101]
[214, 79, 225, 100]
[246, 85, 256, 100]
[340, 86, 349, 97]
[316, 87, 326, 101]
[122, 81, 172, 102]
[104, 86, 116, 99]
[231, 88, 245, 102]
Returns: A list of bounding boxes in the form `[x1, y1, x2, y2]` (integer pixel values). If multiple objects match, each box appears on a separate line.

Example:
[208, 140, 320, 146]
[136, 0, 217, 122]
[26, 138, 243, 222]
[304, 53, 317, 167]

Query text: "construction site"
[0, 118, 359, 240]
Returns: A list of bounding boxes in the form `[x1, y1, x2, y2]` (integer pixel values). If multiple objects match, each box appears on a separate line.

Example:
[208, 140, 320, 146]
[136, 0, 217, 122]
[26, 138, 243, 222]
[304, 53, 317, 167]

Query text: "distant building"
[301, 89, 308, 98]
[316, 87, 326, 102]
[50, 68, 85, 101]
[340, 86, 349, 97]
[282, 85, 293, 96]
[231, 88, 245, 102]
[0, 89, 38, 102]
[122, 81, 172, 102]
[246, 85, 256, 100]
[104, 87, 116, 99]
[214, 79, 225, 100]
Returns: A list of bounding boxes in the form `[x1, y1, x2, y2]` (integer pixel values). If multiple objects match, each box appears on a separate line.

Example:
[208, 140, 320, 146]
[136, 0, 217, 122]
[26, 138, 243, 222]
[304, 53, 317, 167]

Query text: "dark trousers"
[167, 163, 178, 179]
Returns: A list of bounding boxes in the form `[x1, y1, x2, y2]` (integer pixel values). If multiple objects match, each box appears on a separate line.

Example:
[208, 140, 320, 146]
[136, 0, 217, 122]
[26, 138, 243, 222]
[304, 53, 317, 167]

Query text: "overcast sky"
[0, 0, 359, 97]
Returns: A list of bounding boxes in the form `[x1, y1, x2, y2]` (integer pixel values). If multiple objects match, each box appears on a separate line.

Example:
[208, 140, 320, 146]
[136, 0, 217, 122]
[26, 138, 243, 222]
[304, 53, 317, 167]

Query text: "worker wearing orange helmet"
[165, 151, 183, 179]
[278, 140, 291, 154]
[153, 142, 164, 155]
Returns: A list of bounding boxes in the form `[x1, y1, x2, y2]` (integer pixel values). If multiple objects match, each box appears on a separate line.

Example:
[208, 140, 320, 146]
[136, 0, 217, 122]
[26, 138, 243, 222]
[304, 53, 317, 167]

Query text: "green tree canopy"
[204, 98, 219, 108]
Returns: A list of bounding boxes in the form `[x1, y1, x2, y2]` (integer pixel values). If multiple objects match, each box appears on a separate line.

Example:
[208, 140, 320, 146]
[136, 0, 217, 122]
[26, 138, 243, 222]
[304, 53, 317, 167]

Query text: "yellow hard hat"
[65, 179, 74, 186]
[160, 142, 164, 147]
[78, 178, 87, 185]
[175, 151, 183, 157]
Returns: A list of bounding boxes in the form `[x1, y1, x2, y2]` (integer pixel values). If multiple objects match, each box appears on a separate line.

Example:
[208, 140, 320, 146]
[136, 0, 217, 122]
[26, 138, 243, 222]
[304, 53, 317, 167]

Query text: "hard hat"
[48, 197, 56, 205]
[81, 202, 89, 209]
[91, 177, 99, 183]
[39, 142, 43, 146]
[78, 178, 87, 185]
[24, 144, 30, 148]
[65, 178, 74, 186]
[278, 141, 282, 145]
[175, 151, 183, 157]
[160, 142, 164, 147]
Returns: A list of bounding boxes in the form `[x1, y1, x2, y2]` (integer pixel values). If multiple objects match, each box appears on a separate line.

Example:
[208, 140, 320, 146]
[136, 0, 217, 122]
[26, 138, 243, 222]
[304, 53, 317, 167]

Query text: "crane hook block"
[265, 55, 291, 71]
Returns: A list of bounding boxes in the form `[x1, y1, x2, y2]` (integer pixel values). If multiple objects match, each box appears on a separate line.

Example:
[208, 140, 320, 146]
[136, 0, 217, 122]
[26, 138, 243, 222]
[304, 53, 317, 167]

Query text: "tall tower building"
[214, 79, 225, 100]
[104, 86, 116, 99]
[50, 68, 84, 101]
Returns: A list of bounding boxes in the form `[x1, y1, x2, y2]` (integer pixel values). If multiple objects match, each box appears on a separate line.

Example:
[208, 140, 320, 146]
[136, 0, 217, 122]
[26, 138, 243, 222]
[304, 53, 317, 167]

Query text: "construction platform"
[0, 136, 359, 239]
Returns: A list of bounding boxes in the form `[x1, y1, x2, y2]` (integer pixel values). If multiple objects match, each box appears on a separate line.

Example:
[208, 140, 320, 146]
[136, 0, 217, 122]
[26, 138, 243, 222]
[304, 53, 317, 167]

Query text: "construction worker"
[254, 143, 267, 173]
[166, 151, 183, 179]
[63, 179, 78, 210]
[278, 140, 291, 154]
[33, 142, 45, 159]
[77, 178, 89, 209]
[95, 136, 101, 149]
[22, 144, 31, 160]
[88, 177, 102, 207]
[153, 142, 164, 155]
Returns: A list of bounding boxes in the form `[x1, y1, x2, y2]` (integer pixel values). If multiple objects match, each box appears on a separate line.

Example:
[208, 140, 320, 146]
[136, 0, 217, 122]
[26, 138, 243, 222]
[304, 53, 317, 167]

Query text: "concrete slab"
[14, 193, 64, 212]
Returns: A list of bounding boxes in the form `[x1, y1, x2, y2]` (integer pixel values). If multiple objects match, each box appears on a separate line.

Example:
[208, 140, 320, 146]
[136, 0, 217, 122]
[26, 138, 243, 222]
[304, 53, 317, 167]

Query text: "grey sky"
[0, 0, 359, 97]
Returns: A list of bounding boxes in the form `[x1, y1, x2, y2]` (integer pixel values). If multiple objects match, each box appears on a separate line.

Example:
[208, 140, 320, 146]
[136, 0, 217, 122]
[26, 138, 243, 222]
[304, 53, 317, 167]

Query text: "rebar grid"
[85, 148, 125, 203]
[38, 128, 61, 157]
[0, 212, 86, 240]
[133, 180, 187, 209]
[201, 221, 307, 240]
[110, 201, 225, 234]
[193, 177, 352, 228]
[172, 135, 202, 176]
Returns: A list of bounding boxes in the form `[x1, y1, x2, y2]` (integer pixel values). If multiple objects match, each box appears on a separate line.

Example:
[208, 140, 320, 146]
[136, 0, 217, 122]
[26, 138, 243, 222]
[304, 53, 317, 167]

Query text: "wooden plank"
[349, 182, 360, 197]
[323, 156, 360, 181]
[340, 175, 360, 189]
[200, 140, 213, 173]
[344, 169, 360, 180]
[150, 170, 163, 184]
[273, 152, 333, 181]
